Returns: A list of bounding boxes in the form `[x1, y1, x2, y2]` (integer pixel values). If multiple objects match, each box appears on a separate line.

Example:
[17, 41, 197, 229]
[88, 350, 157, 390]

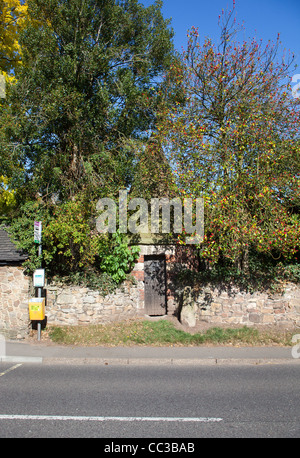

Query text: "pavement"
[1, 340, 300, 365]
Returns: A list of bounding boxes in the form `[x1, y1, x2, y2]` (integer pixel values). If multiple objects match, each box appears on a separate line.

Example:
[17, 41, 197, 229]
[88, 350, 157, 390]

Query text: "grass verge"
[47, 319, 294, 347]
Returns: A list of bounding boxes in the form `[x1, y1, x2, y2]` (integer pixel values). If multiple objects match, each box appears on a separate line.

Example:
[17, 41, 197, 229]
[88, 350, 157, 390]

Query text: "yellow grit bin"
[28, 298, 45, 321]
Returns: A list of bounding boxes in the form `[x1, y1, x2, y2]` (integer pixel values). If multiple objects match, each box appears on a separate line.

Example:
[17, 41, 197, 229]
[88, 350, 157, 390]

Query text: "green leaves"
[0, 0, 173, 289]
[5, 0, 174, 202]
[99, 230, 140, 283]
[7, 198, 140, 289]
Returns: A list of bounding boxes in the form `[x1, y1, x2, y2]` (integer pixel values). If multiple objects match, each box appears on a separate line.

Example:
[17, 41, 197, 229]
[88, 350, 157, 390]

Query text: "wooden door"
[144, 255, 166, 316]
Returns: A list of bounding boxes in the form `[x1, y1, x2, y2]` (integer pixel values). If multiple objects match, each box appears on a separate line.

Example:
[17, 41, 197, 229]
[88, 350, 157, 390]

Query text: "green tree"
[4, 0, 174, 203]
[7, 198, 140, 287]
[130, 136, 177, 200]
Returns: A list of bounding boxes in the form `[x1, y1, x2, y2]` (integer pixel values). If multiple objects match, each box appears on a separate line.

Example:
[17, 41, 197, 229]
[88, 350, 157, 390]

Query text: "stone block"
[262, 314, 275, 323]
[249, 313, 261, 323]
[57, 294, 75, 305]
[132, 262, 144, 271]
[247, 301, 257, 309]
[83, 295, 96, 304]
[290, 299, 300, 307]
[210, 302, 222, 313]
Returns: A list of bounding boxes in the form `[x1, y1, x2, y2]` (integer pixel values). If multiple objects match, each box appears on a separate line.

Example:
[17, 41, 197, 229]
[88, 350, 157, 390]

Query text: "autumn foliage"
[0, 0, 27, 79]
[155, 7, 300, 271]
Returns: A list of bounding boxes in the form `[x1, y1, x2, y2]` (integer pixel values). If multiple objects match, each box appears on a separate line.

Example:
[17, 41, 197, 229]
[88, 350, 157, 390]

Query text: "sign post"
[33, 222, 43, 341]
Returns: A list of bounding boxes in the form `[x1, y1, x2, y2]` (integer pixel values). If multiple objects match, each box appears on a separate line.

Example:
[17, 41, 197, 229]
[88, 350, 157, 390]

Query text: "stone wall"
[45, 279, 145, 326]
[0, 265, 30, 338]
[45, 247, 300, 330]
[0, 251, 300, 336]
[179, 283, 300, 329]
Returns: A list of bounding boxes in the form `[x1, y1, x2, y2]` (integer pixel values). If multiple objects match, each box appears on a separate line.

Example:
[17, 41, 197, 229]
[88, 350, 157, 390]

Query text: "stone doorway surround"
[131, 244, 177, 317]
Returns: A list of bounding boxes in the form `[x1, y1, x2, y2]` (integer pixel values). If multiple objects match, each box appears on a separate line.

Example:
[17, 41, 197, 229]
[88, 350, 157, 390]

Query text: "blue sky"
[141, 0, 300, 78]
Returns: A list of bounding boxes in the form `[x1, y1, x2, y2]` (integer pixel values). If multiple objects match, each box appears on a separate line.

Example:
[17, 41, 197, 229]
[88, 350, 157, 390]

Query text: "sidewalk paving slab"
[1, 340, 299, 365]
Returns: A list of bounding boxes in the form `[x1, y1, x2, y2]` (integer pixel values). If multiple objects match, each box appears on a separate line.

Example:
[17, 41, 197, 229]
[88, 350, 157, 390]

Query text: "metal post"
[37, 243, 42, 341]
[33, 222, 43, 342]
[37, 322, 41, 341]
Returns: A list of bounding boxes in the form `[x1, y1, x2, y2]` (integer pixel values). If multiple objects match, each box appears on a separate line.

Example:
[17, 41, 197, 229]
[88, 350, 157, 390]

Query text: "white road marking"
[0, 364, 22, 377]
[0, 414, 223, 423]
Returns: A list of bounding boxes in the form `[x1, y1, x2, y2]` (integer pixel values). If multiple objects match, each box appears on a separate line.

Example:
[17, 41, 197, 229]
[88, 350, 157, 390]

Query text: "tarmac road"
[0, 342, 300, 439]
